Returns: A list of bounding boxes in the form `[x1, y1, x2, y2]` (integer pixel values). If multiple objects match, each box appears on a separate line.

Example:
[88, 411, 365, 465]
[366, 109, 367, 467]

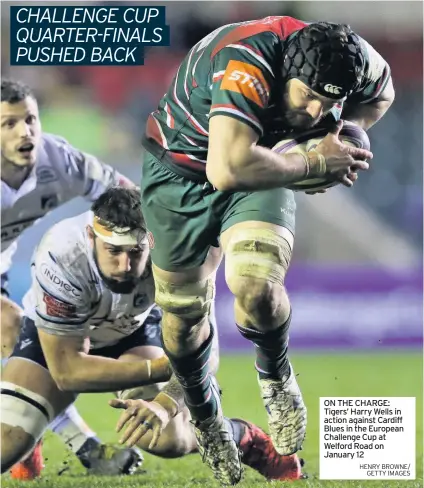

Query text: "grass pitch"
[2, 352, 423, 488]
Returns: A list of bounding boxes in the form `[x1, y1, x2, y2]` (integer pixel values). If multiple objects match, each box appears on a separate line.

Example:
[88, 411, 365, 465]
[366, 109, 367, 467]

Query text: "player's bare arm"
[206, 116, 372, 191]
[38, 330, 171, 393]
[80, 150, 136, 190]
[109, 314, 221, 446]
[342, 76, 395, 130]
[62, 143, 136, 197]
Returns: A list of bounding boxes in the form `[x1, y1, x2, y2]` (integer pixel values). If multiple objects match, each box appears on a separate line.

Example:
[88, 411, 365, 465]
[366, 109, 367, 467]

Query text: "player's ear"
[86, 225, 95, 246]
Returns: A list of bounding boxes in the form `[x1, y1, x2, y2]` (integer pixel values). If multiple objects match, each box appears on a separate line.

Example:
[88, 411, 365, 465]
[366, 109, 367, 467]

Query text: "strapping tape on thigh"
[225, 228, 293, 285]
[1, 381, 55, 439]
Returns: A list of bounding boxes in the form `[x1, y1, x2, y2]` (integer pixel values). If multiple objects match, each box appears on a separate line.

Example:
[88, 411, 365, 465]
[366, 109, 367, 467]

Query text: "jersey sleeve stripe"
[169, 151, 207, 170]
[226, 43, 275, 77]
[184, 47, 196, 99]
[209, 106, 263, 134]
[164, 102, 175, 129]
[153, 114, 169, 149]
[360, 66, 391, 104]
[181, 133, 201, 146]
[191, 55, 203, 82]
[213, 70, 226, 81]
[210, 103, 261, 122]
[186, 153, 207, 163]
[146, 114, 167, 148]
[210, 17, 303, 58]
[173, 66, 209, 136]
[35, 309, 87, 326]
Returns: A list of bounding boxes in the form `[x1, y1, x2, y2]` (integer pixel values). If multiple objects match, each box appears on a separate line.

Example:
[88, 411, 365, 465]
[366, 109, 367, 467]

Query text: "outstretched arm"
[109, 309, 221, 447]
[39, 330, 171, 393]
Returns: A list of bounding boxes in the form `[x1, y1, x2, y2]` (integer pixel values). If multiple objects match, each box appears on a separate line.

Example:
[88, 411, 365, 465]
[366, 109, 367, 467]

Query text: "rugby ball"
[272, 121, 370, 192]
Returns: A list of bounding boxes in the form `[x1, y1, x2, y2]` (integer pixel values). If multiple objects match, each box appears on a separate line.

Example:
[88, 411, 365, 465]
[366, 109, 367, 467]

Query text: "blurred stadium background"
[1, 2, 423, 485]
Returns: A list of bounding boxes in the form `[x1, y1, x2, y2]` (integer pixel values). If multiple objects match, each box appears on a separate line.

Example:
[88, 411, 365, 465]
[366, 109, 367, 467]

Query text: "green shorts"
[141, 152, 296, 271]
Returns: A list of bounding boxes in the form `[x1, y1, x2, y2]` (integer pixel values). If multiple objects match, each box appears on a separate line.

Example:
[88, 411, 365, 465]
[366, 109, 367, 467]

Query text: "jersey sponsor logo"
[220, 60, 270, 107]
[36, 166, 58, 184]
[43, 293, 77, 318]
[41, 194, 59, 210]
[323, 84, 342, 95]
[41, 264, 81, 298]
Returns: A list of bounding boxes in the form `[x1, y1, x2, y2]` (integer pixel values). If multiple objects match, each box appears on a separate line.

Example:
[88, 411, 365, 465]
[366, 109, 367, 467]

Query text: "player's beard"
[281, 92, 322, 130]
[93, 245, 138, 294]
[282, 111, 320, 129]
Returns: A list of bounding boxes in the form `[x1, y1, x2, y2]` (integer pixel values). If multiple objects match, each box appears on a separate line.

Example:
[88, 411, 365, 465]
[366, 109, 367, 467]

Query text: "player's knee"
[0, 381, 54, 471]
[1, 423, 37, 472]
[232, 276, 286, 319]
[225, 227, 292, 315]
[1, 297, 23, 357]
[153, 272, 215, 323]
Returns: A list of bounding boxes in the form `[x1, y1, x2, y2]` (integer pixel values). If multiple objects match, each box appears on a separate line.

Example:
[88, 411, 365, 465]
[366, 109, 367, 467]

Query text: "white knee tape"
[154, 273, 215, 320]
[1, 381, 55, 441]
[225, 228, 293, 286]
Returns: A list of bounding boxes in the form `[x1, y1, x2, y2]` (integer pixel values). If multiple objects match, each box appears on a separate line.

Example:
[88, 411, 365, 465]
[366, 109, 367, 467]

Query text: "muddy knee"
[154, 272, 215, 350]
[154, 273, 215, 322]
[225, 228, 293, 325]
[1, 423, 37, 472]
[1, 382, 54, 472]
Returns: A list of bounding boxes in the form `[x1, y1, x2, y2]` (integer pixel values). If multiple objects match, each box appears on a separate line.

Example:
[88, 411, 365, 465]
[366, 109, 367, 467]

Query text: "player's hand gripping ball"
[273, 121, 370, 193]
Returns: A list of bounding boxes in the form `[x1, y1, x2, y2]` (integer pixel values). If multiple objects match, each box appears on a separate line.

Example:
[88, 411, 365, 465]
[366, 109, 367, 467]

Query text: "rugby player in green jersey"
[134, 17, 394, 485]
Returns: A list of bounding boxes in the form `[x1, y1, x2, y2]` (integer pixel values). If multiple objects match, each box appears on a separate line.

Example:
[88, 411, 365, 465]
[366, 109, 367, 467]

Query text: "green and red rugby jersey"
[142, 16, 390, 182]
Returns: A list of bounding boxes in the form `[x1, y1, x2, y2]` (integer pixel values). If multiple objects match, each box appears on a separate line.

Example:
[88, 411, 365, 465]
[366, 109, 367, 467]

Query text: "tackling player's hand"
[314, 121, 372, 187]
[109, 398, 170, 449]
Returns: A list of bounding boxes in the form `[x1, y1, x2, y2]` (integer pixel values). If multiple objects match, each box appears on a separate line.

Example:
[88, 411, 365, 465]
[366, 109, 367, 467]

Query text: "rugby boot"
[237, 419, 306, 480]
[194, 411, 243, 486]
[78, 442, 143, 475]
[193, 376, 242, 485]
[258, 363, 307, 455]
[10, 440, 44, 480]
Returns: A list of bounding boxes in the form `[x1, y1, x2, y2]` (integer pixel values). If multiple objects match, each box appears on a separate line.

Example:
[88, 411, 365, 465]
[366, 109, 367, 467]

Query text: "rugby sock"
[226, 418, 247, 446]
[236, 312, 291, 380]
[49, 404, 100, 454]
[162, 325, 219, 424]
